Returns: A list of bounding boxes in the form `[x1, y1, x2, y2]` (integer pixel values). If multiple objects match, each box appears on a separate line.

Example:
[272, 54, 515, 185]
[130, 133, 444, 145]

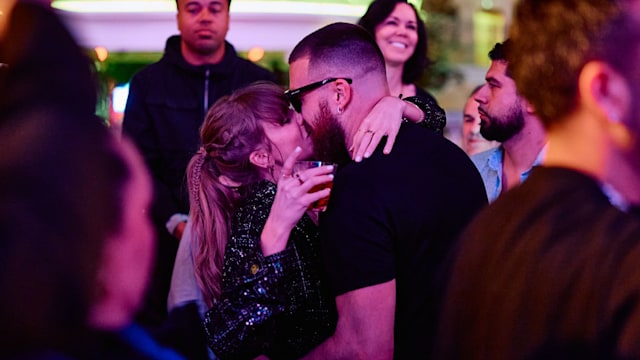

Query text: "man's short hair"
[508, 0, 640, 128]
[488, 39, 510, 62]
[488, 39, 512, 77]
[288, 22, 385, 79]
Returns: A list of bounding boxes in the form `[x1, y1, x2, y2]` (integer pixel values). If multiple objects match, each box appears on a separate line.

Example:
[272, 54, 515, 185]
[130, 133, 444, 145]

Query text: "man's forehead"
[489, 60, 508, 73]
[486, 61, 510, 81]
[179, 0, 227, 7]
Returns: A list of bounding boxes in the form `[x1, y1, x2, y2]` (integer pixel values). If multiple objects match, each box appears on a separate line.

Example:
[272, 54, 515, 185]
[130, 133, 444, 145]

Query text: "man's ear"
[249, 149, 271, 169]
[581, 61, 629, 121]
[580, 61, 633, 149]
[295, 113, 304, 126]
[332, 78, 353, 113]
[523, 98, 536, 116]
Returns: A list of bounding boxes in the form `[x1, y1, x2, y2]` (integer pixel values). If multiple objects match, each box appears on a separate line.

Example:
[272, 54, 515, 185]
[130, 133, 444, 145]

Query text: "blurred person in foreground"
[358, 0, 446, 135]
[286, 22, 487, 359]
[470, 40, 547, 202]
[435, 0, 640, 358]
[461, 84, 499, 156]
[0, 0, 97, 121]
[0, 112, 187, 360]
[0, 2, 205, 358]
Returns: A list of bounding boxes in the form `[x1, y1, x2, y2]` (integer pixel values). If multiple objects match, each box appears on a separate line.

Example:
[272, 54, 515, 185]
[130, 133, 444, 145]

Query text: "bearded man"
[471, 40, 547, 202]
[285, 22, 487, 359]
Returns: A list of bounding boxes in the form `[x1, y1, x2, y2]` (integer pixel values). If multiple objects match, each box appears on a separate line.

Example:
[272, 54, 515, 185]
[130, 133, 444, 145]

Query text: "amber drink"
[293, 161, 338, 211]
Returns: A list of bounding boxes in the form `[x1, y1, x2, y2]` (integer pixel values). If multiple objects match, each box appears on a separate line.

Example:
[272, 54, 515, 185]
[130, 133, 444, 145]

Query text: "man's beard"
[310, 102, 351, 166]
[480, 104, 525, 143]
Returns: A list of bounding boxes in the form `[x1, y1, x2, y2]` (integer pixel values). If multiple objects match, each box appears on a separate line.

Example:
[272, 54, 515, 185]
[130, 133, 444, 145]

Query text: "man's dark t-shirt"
[321, 122, 488, 359]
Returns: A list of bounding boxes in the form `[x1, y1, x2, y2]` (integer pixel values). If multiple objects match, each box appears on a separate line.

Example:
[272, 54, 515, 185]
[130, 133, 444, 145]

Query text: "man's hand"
[173, 220, 187, 241]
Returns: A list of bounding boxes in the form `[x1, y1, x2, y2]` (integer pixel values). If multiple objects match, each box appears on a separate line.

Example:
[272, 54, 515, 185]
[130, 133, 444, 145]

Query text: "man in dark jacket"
[122, 0, 276, 327]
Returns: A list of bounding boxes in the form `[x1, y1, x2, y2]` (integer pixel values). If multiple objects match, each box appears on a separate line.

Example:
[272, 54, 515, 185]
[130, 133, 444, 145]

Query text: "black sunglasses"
[284, 77, 353, 113]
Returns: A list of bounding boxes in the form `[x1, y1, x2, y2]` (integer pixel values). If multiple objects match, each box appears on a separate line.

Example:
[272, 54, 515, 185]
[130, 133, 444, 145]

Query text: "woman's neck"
[386, 64, 413, 98]
[264, 164, 283, 185]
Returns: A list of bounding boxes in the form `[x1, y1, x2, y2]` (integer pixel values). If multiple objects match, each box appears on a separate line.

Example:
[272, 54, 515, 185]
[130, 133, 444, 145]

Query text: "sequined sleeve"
[403, 95, 447, 135]
[203, 183, 296, 359]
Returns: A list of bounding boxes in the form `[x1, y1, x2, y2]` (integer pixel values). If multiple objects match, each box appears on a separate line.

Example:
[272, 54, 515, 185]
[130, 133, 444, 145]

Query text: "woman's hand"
[260, 147, 334, 256]
[351, 96, 424, 162]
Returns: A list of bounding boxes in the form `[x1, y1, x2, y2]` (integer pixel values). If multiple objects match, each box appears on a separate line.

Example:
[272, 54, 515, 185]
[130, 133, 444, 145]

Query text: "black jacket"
[123, 35, 276, 225]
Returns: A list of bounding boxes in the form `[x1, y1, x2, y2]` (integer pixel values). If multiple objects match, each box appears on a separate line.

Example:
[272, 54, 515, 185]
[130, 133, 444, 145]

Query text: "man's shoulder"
[129, 57, 172, 82]
[395, 121, 452, 148]
[226, 56, 276, 81]
[218, 42, 276, 80]
[350, 123, 481, 183]
[396, 123, 477, 165]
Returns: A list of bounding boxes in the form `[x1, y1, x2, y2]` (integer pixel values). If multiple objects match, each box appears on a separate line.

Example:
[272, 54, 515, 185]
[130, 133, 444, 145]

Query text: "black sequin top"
[403, 93, 447, 135]
[203, 180, 336, 360]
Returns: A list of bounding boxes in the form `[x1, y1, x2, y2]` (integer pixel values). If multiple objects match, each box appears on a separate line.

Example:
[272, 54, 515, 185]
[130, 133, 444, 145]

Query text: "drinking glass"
[293, 161, 338, 211]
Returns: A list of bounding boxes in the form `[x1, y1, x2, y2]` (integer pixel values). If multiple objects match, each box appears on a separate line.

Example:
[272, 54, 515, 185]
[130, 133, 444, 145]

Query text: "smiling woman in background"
[358, 0, 446, 134]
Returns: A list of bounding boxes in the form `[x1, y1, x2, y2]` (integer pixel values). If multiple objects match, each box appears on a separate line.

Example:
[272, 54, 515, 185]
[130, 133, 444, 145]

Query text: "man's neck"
[341, 75, 390, 154]
[181, 43, 225, 66]
[343, 116, 362, 154]
[544, 109, 606, 182]
[501, 115, 546, 190]
[88, 298, 130, 331]
[385, 64, 404, 97]
[342, 98, 388, 153]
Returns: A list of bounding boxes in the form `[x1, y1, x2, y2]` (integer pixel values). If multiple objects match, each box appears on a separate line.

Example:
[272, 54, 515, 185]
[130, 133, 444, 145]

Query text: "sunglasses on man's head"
[284, 77, 353, 113]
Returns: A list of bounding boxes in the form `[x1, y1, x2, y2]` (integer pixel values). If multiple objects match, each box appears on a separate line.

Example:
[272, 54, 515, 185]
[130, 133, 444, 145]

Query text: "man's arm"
[351, 96, 423, 162]
[301, 280, 396, 360]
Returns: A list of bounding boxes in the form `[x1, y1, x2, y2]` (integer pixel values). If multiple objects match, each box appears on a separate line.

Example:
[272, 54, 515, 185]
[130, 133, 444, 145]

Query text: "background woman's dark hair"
[0, 113, 130, 357]
[358, 0, 431, 84]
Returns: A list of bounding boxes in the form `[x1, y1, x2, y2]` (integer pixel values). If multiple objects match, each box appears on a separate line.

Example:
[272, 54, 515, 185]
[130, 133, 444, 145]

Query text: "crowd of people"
[3, 0, 640, 359]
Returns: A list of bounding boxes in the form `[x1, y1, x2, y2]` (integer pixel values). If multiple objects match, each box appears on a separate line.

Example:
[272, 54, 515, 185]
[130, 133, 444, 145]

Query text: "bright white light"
[53, 1, 176, 13]
[481, 0, 494, 9]
[232, 2, 365, 16]
[112, 83, 130, 113]
[52, 1, 367, 16]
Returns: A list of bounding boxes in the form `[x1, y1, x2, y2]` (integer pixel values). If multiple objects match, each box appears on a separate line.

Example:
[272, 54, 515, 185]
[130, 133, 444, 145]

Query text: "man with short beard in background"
[435, 0, 640, 358]
[471, 40, 546, 202]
